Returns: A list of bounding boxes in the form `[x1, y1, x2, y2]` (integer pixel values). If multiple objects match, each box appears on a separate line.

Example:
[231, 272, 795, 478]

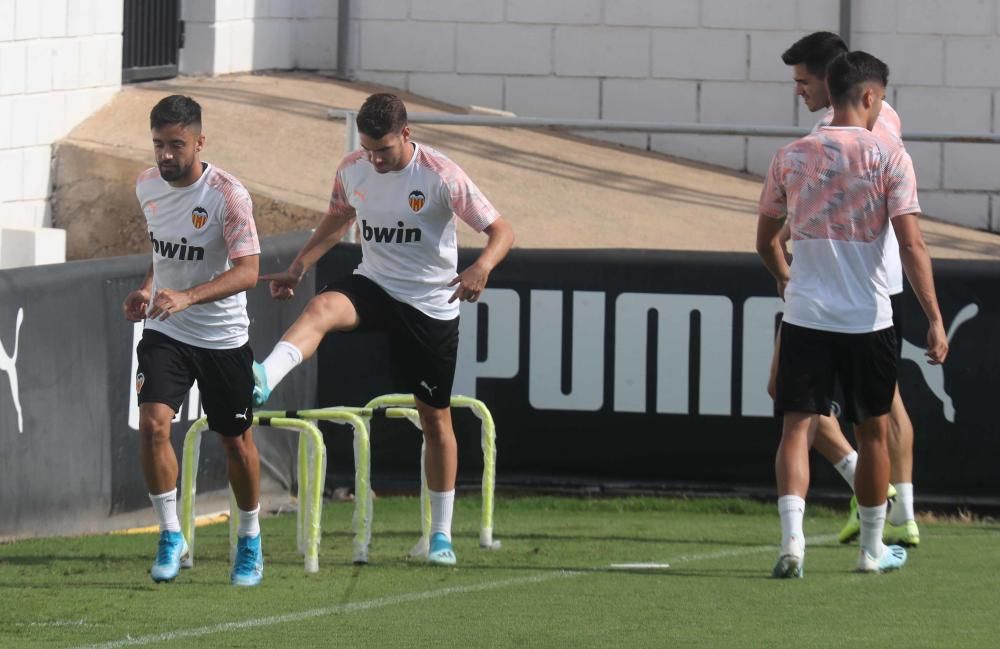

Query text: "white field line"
[70, 533, 839, 649]
[69, 572, 580, 649]
[658, 533, 838, 566]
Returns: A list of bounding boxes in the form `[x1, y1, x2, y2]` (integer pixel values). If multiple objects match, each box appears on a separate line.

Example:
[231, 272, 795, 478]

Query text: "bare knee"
[417, 404, 453, 442]
[302, 292, 358, 332]
[139, 411, 173, 445]
[219, 431, 255, 460]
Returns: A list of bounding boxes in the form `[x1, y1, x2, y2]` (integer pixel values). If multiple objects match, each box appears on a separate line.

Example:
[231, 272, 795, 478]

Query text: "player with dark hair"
[773, 32, 923, 548]
[252, 93, 515, 566]
[125, 94, 264, 586]
[757, 52, 947, 577]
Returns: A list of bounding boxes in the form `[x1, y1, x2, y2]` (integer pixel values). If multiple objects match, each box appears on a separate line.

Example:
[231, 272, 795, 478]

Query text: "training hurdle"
[178, 414, 334, 574]
[260, 394, 499, 564]
[362, 394, 500, 558]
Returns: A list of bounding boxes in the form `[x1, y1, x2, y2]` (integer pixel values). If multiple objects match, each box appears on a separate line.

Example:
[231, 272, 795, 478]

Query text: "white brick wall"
[505, 77, 601, 119]
[507, 0, 603, 25]
[409, 73, 504, 110]
[554, 27, 649, 77]
[0, 0, 120, 266]
[360, 21, 454, 72]
[897, 0, 994, 35]
[335, 0, 1000, 232]
[456, 24, 552, 75]
[652, 30, 748, 81]
[604, 0, 699, 27]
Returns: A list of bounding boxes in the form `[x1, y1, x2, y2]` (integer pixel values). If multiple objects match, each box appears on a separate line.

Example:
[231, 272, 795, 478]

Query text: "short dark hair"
[356, 93, 407, 139]
[150, 95, 202, 131]
[781, 31, 848, 77]
[826, 51, 889, 106]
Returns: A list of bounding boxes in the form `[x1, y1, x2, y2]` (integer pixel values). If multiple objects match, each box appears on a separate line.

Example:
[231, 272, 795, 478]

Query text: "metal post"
[343, 109, 359, 243]
[336, 0, 353, 80]
[840, 0, 852, 48]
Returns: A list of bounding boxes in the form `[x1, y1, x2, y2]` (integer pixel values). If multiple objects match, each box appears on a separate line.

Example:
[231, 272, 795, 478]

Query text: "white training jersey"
[760, 127, 920, 333]
[136, 163, 261, 349]
[814, 101, 905, 295]
[328, 142, 500, 320]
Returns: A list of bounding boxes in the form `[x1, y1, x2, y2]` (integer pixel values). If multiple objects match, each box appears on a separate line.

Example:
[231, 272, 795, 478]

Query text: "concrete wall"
[179, 0, 338, 75]
[342, 0, 1000, 233]
[0, 0, 122, 267]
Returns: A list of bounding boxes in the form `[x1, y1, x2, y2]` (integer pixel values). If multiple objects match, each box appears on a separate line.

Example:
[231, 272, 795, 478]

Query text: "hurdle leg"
[179, 418, 208, 568]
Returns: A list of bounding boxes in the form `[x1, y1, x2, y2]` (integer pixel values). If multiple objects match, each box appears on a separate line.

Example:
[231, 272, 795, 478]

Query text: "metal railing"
[327, 109, 1000, 145]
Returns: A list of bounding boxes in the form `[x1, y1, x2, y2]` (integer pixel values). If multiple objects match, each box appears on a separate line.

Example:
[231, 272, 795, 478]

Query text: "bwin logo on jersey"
[362, 219, 422, 243]
[150, 231, 205, 260]
[408, 190, 426, 212]
[191, 206, 209, 229]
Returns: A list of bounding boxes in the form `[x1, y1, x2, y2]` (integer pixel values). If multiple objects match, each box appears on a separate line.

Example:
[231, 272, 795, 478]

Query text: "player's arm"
[264, 171, 357, 300]
[123, 263, 154, 322]
[148, 254, 259, 321]
[892, 213, 947, 364]
[756, 215, 791, 299]
[448, 216, 515, 304]
[756, 151, 791, 298]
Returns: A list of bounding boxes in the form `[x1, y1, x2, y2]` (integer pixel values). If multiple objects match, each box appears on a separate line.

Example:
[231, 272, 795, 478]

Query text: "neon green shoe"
[838, 484, 897, 545]
[883, 519, 920, 547]
[838, 495, 860, 544]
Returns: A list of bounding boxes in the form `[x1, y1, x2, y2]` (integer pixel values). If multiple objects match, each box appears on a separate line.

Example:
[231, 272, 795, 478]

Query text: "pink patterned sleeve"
[886, 147, 921, 219]
[327, 171, 354, 219]
[423, 150, 498, 232]
[223, 187, 260, 259]
[758, 149, 788, 219]
[327, 151, 363, 219]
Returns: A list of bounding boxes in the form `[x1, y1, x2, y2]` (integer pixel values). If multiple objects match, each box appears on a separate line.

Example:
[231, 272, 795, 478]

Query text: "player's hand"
[261, 267, 303, 300]
[148, 288, 194, 321]
[448, 263, 489, 303]
[925, 321, 948, 365]
[123, 289, 151, 322]
[776, 278, 788, 301]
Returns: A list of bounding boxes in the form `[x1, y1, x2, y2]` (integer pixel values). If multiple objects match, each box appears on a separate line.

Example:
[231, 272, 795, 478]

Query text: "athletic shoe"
[427, 532, 457, 566]
[231, 534, 264, 586]
[771, 536, 804, 579]
[838, 483, 898, 544]
[883, 519, 920, 547]
[251, 361, 271, 407]
[856, 544, 907, 574]
[838, 495, 861, 544]
[150, 530, 188, 583]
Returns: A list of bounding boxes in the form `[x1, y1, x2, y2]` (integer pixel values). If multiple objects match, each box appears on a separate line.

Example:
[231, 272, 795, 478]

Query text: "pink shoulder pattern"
[417, 147, 498, 232]
[208, 167, 260, 259]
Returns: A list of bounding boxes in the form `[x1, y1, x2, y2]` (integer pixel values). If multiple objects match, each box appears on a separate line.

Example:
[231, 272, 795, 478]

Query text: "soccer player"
[774, 31, 921, 547]
[757, 52, 948, 576]
[123, 95, 264, 586]
[252, 93, 514, 566]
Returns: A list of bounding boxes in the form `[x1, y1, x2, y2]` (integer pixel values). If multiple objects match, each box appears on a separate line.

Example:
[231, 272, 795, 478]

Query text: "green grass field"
[1, 496, 997, 648]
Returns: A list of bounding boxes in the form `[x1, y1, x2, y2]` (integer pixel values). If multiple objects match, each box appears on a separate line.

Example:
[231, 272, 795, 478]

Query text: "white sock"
[237, 505, 260, 538]
[833, 451, 858, 492]
[262, 341, 303, 389]
[859, 502, 888, 557]
[890, 482, 915, 525]
[150, 489, 181, 533]
[429, 489, 455, 541]
[777, 495, 805, 555]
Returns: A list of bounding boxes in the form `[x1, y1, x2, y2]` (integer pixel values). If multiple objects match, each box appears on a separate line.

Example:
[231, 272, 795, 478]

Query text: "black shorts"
[136, 329, 255, 436]
[775, 322, 897, 424]
[321, 274, 459, 409]
[890, 292, 904, 359]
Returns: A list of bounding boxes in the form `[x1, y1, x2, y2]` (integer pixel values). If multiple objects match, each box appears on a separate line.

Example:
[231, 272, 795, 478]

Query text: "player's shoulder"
[136, 167, 161, 187]
[206, 165, 251, 199]
[338, 149, 368, 171]
[413, 144, 466, 182]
